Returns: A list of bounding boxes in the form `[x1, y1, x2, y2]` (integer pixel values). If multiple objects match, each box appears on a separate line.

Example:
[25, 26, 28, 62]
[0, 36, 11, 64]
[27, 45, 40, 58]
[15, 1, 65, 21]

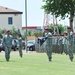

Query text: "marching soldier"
[43, 28, 52, 61]
[18, 34, 23, 58]
[63, 32, 68, 55]
[2, 30, 13, 61]
[67, 27, 74, 61]
[73, 33, 75, 53]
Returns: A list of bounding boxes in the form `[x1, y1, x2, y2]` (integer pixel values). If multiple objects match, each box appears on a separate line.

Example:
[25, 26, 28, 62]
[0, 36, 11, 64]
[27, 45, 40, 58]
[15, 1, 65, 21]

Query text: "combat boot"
[70, 57, 73, 62]
[49, 57, 52, 61]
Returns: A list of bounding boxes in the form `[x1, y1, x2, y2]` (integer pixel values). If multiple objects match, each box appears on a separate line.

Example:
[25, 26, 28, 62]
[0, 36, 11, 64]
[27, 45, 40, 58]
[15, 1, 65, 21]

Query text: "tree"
[34, 30, 43, 37]
[10, 27, 18, 39]
[44, 24, 64, 34]
[42, 0, 75, 31]
[58, 24, 64, 34]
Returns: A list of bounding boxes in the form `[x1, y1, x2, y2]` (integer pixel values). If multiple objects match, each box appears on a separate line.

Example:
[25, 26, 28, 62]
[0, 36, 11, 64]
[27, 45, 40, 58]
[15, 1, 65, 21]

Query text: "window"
[8, 17, 13, 24]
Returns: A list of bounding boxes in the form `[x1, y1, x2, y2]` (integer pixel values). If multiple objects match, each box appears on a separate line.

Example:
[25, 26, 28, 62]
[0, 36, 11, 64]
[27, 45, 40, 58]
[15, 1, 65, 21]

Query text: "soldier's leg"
[46, 45, 52, 61]
[19, 46, 22, 58]
[68, 47, 74, 61]
[73, 43, 75, 53]
[8, 47, 11, 60]
[64, 45, 68, 55]
[4, 47, 9, 61]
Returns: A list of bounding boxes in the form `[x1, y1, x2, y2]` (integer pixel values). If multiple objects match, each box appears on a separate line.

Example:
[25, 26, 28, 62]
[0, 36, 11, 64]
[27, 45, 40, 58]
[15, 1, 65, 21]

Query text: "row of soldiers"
[37, 26, 74, 62]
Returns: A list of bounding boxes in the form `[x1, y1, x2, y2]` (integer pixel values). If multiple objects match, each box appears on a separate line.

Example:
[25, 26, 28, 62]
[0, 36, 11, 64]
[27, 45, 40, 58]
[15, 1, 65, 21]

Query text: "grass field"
[0, 51, 75, 75]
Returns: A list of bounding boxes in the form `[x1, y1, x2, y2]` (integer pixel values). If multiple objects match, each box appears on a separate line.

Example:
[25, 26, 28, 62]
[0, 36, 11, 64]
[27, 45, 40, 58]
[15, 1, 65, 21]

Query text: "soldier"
[2, 30, 13, 61]
[67, 27, 74, 61]
[18, 34, 23, 58]
[73, 33, 75, 53]
[44, 28, 52, 61]
[63, 32, 68, 55]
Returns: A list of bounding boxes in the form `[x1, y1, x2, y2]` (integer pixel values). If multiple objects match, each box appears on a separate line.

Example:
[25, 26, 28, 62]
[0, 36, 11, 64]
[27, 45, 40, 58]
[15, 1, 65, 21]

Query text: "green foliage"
[10, 27, 18, 39]
[22, 30, 26, 40]
[58, 24, 64, 34]
[34, 30, 43, 36]
[42, 0, 75, 19]
[0, 52, 75, 75]
[0, 28, 6, 38]
[42, 0, 75, 30]
[45, 24, 64, 34]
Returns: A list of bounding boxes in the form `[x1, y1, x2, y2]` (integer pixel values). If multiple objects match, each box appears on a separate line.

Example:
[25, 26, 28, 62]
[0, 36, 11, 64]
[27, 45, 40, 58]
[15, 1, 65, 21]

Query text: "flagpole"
[25, 0, 27, 53]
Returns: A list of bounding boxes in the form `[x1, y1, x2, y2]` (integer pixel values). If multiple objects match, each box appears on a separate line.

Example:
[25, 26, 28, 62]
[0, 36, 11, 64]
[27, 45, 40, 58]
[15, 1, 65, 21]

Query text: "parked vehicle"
[27, 40, 35, 51]
[12, 39, 18, 51]
[0, 39, 4, 52]
[0, 39, 19, 52]
[22, 40, 25, 49]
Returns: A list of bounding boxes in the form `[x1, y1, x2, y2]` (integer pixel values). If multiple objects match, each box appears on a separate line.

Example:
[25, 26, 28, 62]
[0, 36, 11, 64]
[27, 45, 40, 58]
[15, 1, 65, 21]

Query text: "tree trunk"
[70, 18, 73, 31]
[70, 11, 74, 32]
[70, 12, 74, 32]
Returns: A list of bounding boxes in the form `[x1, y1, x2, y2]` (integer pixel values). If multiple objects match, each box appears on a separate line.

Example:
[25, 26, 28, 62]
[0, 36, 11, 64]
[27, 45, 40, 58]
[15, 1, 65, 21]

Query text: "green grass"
[0, 51, 75, 75]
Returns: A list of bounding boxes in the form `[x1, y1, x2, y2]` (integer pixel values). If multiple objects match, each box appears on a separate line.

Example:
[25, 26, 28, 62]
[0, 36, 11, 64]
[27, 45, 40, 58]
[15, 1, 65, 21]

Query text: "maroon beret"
[6, 30, 10, 33]
[44, 28, 49, 30]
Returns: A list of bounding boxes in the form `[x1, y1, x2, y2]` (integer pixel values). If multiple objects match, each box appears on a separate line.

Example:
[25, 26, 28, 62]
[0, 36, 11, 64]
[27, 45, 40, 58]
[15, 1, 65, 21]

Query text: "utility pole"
[25, 0, 27, 53]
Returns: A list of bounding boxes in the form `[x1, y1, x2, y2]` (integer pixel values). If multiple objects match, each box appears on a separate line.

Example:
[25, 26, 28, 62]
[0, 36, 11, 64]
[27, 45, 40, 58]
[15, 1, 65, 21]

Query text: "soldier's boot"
[6, 56, 9, 62]
[20, 54, 22, 58]
[6, 58, 9, 62]
[49, 57, 52, 62]
[70, 57, 73, 62]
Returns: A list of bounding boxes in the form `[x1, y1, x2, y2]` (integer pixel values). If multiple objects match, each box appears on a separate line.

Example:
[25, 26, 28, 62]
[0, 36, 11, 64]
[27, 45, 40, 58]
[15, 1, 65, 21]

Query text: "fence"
[35, 36, 67, 53]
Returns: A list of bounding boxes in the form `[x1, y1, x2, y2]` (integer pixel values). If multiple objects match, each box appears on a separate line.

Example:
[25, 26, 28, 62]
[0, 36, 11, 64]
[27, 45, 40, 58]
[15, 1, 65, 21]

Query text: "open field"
[0, 50, 75, 75]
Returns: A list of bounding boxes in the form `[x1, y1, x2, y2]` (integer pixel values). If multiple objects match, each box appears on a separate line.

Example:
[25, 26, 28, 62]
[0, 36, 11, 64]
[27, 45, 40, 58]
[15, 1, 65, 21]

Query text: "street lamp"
[25, 0, 27, 53]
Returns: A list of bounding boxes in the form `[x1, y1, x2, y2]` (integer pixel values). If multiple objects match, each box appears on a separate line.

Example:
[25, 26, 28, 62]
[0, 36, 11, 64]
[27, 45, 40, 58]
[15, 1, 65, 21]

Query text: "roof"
[22, 26, 37, 29]
[0, 6, 23, 14]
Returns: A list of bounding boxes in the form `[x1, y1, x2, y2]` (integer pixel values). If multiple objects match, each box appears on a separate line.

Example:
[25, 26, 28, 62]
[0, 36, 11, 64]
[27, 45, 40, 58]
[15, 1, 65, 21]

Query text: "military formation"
[37, 26, 75, 62]
[1, 26, 75, 62]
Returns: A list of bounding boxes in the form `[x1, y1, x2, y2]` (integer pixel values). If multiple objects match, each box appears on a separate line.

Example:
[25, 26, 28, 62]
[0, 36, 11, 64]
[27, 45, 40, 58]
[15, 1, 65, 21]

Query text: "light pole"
[25, 0, 27, 53]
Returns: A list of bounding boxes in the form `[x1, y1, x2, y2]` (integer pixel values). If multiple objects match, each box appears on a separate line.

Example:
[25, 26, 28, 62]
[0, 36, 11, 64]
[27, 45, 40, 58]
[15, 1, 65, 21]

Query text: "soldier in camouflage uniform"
[2, 30, 13, 61]
[44, 28, 52, 61]
[67, 27, 74, 61]
[63, 32, 68, 55]
[18, 34, 23, 58]
[73, 33, 75, 53]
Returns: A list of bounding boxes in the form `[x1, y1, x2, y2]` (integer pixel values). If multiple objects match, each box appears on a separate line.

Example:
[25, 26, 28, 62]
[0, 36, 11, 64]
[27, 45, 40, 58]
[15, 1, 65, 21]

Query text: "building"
[0, 6, 23, 31]
[22, 26, 43, 31]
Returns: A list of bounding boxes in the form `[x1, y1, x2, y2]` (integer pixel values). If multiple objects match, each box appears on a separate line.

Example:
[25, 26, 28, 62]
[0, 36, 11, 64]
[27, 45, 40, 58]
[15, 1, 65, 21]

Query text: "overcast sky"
[0, 0, 69, 27]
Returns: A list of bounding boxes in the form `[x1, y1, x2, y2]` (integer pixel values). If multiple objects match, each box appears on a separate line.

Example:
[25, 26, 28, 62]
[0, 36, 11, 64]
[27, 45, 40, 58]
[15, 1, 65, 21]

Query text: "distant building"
[22, 26, 43, 31]
[0, 6, 23, 31]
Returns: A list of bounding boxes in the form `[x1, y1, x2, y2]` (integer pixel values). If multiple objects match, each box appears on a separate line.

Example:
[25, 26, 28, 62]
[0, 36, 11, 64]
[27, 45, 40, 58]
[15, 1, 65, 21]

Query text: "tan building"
[0, 6, 23, 31]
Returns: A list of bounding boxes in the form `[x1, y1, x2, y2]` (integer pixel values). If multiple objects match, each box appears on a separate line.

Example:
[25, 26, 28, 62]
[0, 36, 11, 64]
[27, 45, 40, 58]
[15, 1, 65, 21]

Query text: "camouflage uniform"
[67, 28, 74, 61]
[2, 30, 12, 61]
[63, 33, 68, 55]
[18, 34, 23, 58]
[58, 37, 64, 54]
[73, 33, 75, 53]
[45, 32, 52, 61]
[43, 28, 52, 61]
[63, 37, 68, 55]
